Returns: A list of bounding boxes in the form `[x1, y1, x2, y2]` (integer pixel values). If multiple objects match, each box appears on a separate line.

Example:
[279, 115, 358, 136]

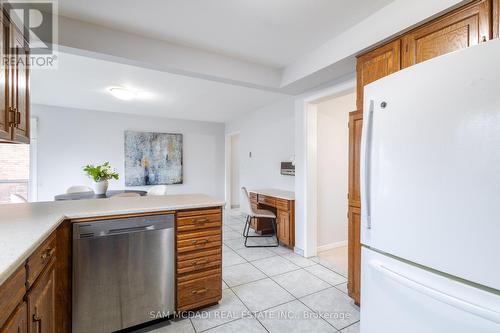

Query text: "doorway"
[314, 92, 355, 276]
[225, 132, 240, 209]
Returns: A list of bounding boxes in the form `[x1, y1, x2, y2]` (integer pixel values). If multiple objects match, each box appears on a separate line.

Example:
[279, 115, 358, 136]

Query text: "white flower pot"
[94, 180, 109, 195]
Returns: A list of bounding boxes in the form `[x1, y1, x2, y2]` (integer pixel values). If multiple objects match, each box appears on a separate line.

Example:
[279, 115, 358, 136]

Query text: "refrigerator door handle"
[361, 100, 375, 229]
[370, 260, 500, 324]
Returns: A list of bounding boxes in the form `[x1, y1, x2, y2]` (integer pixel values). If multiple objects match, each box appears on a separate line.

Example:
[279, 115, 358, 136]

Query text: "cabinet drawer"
[177, 208, 221, 218]
[177, 267, 221, 284]
[177, 213, 221, 233]
[177, 228, 221, 241]
[26, 233, 56, 288]
[177, 274, 221, 310]
[275, 199, 289, 210]
[0, 265, 26, 329]
[177, 253, 222, 275]
[177, 234, 221, 253]
[177, 247, 221, 262]
[258, 195, 276, 206]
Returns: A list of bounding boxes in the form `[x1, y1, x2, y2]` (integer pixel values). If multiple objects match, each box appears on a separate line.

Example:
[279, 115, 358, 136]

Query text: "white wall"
[295, 76, 356, 256]
[230, 134, 240, 207]
[316, 92, 355, 250]
[225, 98, 295, 204]
[32, 104, 225, 202]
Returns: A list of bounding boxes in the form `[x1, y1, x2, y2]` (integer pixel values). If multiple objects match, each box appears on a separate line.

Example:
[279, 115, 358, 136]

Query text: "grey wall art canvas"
[124, 131, 183, 186]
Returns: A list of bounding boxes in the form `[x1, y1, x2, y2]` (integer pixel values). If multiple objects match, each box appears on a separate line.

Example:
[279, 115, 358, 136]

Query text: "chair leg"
[270, 217, 279, 247]
[242, 215, 250, 237]
[244, 217, 279, 248]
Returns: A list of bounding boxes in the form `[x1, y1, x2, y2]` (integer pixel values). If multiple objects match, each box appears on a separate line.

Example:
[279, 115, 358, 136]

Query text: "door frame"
[297, 77, 356, 258]
[224, 131, 240, 209]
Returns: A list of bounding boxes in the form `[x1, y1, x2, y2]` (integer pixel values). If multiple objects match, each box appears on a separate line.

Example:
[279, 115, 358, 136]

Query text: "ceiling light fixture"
[108, 87, 137, 101]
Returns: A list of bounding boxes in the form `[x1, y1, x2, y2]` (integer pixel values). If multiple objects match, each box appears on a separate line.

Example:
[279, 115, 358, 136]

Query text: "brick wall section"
[0, 143, 29, 203]
[0, 143, 30, 179]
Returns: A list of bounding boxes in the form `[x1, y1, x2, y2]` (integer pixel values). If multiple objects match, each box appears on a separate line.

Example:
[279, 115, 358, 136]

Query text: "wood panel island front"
[0, 194, 225, 333]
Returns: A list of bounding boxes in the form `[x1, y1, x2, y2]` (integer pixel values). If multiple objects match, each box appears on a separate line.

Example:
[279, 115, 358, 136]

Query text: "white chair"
[66, 185, 93, 194]
[10, 193, 27, 203]
[241, 187, 279, 248]
[111, 192, 141, 198]
[147, 185, 168, 196]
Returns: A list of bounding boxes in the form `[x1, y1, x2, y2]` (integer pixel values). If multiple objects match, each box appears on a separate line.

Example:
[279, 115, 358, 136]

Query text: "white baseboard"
[317, 240, 347, 252]
[293, 247, 304, 256]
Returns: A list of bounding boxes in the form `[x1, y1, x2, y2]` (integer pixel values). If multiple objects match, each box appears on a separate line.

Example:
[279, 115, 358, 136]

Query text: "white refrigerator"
[360, 38, 500, 332]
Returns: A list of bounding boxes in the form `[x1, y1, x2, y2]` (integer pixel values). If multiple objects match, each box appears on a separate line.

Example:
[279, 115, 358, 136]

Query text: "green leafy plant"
[83, 162, 119, 182]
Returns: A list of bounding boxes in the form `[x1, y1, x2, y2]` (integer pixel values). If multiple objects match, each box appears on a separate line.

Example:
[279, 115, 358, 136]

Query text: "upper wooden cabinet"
[0, 12, 30, 144]
[402, 0, 492, 68]
[356, 40, 401, 110]
[0, 14, 10, 141]
[9, 23, 30, 144]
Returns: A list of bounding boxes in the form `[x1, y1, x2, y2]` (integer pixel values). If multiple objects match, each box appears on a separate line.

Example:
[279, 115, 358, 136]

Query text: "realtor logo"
[3, 0, 58, 68]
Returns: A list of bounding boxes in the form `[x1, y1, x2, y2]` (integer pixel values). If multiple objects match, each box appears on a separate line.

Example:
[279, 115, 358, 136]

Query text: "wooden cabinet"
[0, 14, 10, 141]
[277, 209, 290, 247]
[348, 111, 363, 208]
[402, 0, 492, 68]
[26, 260, 56, 333]
[176, 208, 223, 311]
[347, 206, 361, 305]
[248, 192, 295, 248]
[356, 39, 401, 110]
[0, 12, 31, 144]
[1, 302, 28, 333]
[0, 266, 26, 330]
[349, 0, 496, 306]
[9, 24, 30, 144]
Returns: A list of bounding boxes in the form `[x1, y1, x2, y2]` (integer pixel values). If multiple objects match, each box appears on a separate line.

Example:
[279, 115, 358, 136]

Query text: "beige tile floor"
[135, 209, 360, 333]
[317, 246, 349, 278]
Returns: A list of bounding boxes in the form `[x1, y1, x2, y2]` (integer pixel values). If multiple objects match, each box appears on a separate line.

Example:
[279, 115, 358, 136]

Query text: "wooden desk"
[248, 189, 295, 248]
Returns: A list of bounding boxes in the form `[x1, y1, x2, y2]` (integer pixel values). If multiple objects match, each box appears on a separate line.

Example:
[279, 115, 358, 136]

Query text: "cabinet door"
[356, 39, 400, 110]
[27, 260, 56, 333]
[402, 0, 491, 68]
[10, 25, 29, 144]
[0, 302, 28, 333]
[0, 14, 10, 141]
[347, 206, 361, 305]
[277, 210, 290, 246]
[348, 111, 363, 208]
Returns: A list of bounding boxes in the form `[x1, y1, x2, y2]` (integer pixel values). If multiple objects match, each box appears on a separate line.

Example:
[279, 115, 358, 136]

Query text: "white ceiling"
[31, 52, 288, 123]
[58, 0, 394, 67]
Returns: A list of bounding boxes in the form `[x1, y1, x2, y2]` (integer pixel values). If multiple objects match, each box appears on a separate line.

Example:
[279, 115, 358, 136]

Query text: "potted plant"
[83, 162, 119, 195]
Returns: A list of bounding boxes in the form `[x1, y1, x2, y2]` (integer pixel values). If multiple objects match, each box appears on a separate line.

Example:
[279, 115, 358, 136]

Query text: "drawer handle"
[192, 239, 209, 245]
[194, 218, 209, 224]
[41, 248, 55, 260]
[192, 288, 207, 295]
[193, 259, 209, 266]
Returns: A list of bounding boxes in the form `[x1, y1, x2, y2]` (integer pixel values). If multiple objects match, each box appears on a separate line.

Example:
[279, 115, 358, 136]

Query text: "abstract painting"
[124, 131, 183, 186]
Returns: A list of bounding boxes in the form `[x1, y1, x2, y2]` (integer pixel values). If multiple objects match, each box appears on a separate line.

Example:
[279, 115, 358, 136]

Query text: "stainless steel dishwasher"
[72, 214, 175, 333]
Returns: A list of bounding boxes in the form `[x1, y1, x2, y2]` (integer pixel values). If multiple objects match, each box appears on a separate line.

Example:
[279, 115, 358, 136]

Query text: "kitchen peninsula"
[0, 194, 224, 332]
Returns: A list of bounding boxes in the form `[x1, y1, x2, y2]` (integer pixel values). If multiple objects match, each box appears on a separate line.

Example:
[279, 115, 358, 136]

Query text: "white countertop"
[248, 189, 295, 200]
[0, 194, 224, 285]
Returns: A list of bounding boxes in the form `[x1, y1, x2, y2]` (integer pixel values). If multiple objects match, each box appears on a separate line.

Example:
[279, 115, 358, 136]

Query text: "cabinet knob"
[380, 101, 388, 109]
[481, 36, 487, 42]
